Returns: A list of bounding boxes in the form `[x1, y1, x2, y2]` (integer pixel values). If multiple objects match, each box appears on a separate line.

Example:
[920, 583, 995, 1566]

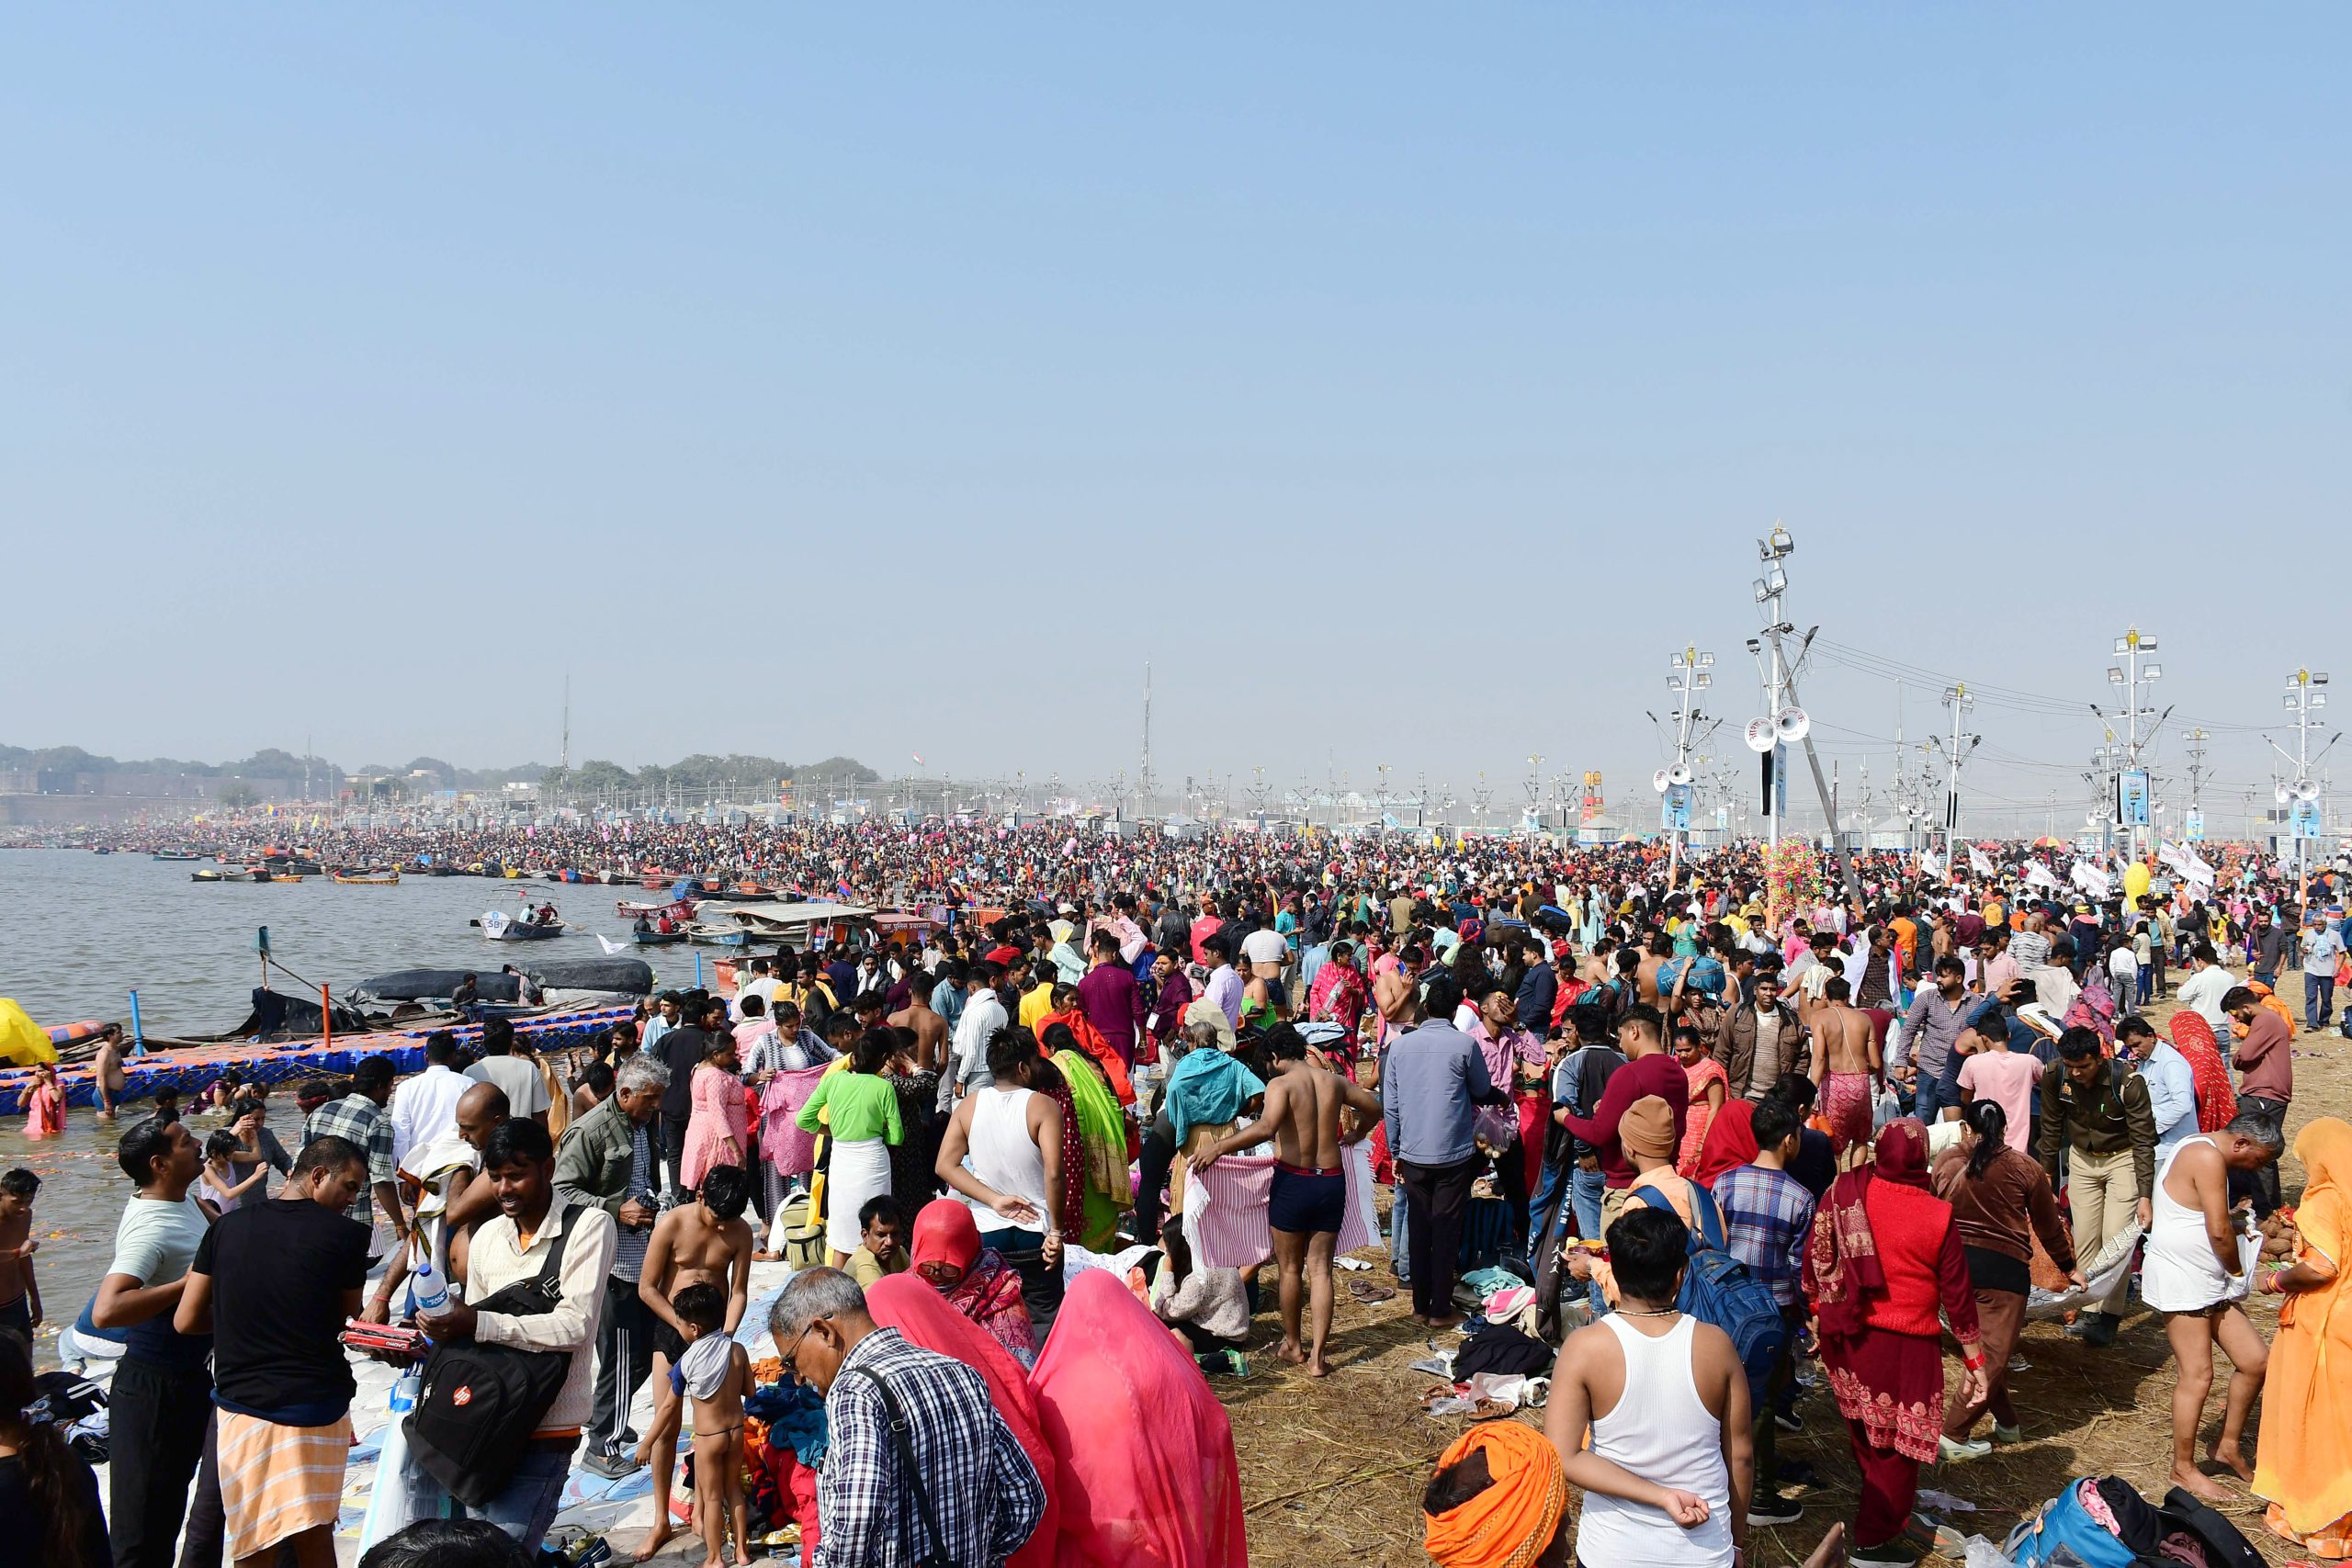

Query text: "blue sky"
[5, 6, 2345, 828]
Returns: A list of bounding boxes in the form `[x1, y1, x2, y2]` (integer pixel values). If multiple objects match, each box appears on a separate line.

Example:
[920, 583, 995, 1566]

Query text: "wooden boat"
[633, 929, 687, 946]
[685, 923, 752, 948]
[333, 872, 401, 886]
[152, 850, 203, 862]
[191, 869, 229, 882]
[266, 874, 306, 883]
[476, 910, 566, 942]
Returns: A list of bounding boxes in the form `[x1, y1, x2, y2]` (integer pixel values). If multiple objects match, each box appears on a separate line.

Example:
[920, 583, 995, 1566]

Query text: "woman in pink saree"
[1027, 1269, 1249, 1568]
[865, 1273, 1059, 1568]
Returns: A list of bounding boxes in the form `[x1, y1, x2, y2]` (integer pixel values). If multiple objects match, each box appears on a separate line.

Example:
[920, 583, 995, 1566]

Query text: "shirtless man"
[887, 970, 950, 1074]
[0, 1171, 42, 1350]
[362, 1080, 511, 1320]
[1193, 1028, 1382, 1376]
[1371, 955, 1421, 1063]
[1807, 976, 1882, 1163]
[2147, 1114, 2279, 1502]
[93, 1024, 128, 1121]
[1634, 932, 1673, 1009]
[631, 1161, 754, 1562]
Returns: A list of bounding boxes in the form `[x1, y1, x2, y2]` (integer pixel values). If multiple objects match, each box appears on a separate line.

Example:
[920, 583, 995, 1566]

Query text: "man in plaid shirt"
[1709, 1099, 1815, 1527]
[770, 1268, 1045, 1567]
[301, 1055, 408, 1247]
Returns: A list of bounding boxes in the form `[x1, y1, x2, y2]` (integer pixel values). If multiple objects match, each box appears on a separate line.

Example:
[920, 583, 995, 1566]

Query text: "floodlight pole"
[1749, 527, 1860, 914]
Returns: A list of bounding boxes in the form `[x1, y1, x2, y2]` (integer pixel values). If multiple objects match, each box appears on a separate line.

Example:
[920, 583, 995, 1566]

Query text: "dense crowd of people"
[7, 827, 2352, 1567]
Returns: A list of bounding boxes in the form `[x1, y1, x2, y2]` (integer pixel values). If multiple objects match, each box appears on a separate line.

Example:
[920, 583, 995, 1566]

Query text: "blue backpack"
[2003, 1478, 2156, 1568]
[1633, 1181, 1787, 1409]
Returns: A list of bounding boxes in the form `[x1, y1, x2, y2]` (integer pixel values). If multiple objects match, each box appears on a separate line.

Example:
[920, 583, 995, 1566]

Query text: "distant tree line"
[1, 743, 877, 800]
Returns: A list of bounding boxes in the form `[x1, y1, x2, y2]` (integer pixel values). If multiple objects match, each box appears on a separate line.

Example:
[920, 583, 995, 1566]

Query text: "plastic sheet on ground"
[2024, 1222, 2144, 1320]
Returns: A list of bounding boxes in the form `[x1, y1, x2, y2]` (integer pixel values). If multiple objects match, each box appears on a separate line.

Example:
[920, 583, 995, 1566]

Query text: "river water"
[0, 848, 696, 1363]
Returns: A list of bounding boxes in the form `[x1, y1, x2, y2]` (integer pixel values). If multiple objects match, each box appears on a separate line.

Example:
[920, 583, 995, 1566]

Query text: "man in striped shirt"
[1710, 1099, 1816, 1526]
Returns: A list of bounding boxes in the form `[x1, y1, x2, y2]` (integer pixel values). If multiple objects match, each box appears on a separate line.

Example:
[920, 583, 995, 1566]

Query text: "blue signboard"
[2119, 770, 2151, 829]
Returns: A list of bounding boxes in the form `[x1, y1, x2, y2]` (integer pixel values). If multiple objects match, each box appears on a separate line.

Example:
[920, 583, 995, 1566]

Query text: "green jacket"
[554, 1093, 639, 1219]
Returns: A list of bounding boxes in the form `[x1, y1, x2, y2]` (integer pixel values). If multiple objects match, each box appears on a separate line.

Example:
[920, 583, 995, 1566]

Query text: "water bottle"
[410, 1259, 448, 1318]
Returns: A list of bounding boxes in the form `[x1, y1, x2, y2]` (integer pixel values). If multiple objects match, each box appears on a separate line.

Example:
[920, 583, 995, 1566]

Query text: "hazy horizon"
[6, 6, 2346, 834]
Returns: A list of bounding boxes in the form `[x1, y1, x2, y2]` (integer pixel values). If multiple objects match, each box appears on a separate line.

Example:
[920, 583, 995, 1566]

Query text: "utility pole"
[1660, 646, 1712, 887]
[1936, 683, 1979, 854]
[2182, 727, 2210, 843]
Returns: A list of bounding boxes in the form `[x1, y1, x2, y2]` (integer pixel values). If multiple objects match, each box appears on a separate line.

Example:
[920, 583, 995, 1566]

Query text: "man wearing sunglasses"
[770, 1267, 1046, 1566]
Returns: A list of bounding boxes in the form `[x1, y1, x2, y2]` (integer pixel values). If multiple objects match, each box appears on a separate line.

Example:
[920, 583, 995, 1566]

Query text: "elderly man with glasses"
[770, 1268, 1046, 1567]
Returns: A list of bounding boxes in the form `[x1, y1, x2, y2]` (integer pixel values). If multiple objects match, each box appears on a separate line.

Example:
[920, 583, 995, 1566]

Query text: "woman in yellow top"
[797, 1031, 904, 1268]
[2256, 1118, 2352, 1557]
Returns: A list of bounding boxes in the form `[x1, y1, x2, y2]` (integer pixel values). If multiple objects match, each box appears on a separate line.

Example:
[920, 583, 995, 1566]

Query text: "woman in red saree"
[1027, 1269, 1249, 1568]
[910, 1198, 1039, 1363]
[1803, 1119, 1986, 1565]
[867, 1273, 1059, 1568]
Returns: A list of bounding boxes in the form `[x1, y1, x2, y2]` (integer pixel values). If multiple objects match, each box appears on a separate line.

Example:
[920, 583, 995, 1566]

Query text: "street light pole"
[2283, 669, 2330, 906]
[2107, 628, 2162, 863]
[1663, 646, 1712, 889]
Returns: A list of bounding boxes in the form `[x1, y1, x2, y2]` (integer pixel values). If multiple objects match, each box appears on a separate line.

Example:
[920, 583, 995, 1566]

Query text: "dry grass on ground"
[1228, 987, 2339, 1568]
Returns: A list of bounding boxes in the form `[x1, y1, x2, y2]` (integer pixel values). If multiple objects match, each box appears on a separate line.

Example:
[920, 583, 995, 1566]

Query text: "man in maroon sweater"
[1075, 929, 1145, 1067]
[2224, 986, 2293, 1215]
[1556, 1004, 1687, 1235]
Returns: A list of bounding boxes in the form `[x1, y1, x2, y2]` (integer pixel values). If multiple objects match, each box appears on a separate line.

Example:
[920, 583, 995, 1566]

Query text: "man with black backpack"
[407, 1118, 617, 1551]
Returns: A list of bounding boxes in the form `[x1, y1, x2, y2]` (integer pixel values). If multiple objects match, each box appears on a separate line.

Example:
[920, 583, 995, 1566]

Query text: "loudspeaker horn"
[1776, 707, 1811, 742]
[1668, 763, 1693, 786]
[1745, 718, 1777, 753]
[1653, 769, 1671, 793]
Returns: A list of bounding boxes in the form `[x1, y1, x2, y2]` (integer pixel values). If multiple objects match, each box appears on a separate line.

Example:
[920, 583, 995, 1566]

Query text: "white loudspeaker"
[1745, 718, 1777, 753]
[1776, 707, 1811, 743]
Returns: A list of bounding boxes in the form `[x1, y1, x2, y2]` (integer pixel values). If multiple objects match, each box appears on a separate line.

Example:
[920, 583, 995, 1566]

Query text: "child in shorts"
[670, 1281, 756, 1568]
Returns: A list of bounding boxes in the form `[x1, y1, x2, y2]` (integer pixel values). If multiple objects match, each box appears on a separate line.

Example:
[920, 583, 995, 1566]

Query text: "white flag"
[1969, 846, 1995, 876]
[596, 933, 629, 956]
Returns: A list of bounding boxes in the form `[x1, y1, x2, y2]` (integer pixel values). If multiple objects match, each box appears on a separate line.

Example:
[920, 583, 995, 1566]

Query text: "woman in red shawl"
[1690, 1098, 1759, 1190]
[1802, 1119, 1987, 1565]
[866, 1273, 1059, 1568]
[910, 1199, 1039, 1364]
[2167, 1010, 2237, 1133]
[1308, 940, 1369, 1048]
[1027, 1269, 1249, 1568]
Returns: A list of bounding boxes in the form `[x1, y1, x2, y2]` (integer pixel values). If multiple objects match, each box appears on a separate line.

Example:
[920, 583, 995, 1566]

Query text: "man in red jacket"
[1556, 1005, 1687, 1236]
